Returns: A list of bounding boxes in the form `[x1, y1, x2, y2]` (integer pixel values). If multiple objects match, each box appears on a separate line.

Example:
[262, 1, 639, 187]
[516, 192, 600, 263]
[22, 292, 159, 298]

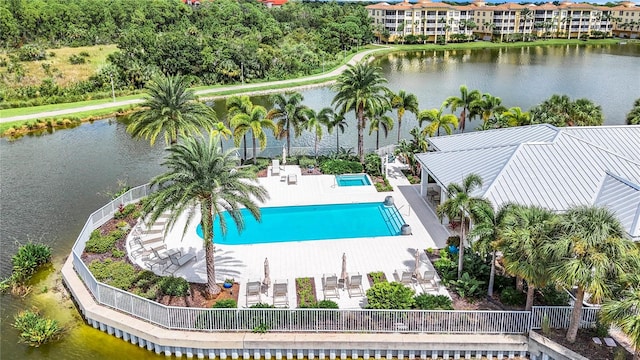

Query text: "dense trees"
[627, 98, 640, 125]
[529, 94, 604, 127]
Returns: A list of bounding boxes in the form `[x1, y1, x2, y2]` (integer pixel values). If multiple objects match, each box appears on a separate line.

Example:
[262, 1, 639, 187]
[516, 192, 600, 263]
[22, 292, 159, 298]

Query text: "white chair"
[273, 280, 289, 307]
[287, 174, 297, 185]
[322, 274, 340, 299]
[346, 273, 364, 298]
[271, 159, 280, 176]
[395, 269, 414, 288]
[417, 270, 438, 292]
[246, 281, 262, 306]
[163, 252, 196, 275]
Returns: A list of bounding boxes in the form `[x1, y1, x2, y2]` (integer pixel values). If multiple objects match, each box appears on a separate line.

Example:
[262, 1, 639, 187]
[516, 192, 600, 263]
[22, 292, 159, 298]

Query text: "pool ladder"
[379, 205, 405, 235]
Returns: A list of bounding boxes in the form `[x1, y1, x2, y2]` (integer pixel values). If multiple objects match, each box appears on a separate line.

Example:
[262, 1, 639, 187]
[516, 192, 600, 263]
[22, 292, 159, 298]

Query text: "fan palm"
[127, 74, 216, 145]
[499, 205, 557, 310]
[267, 92, 309, 155]
[332, 62, 390, 163]
[547, 205, 638, 343]
[368, 105, 394, 150]
[389, 90, 419, 143]
[230, 104, 275, 164]
[445, 85, 481, 133]
[418, 103, 459, 137]
[600, 288, 640, 360]
[436, 173, 484, 279]
[142, 135, 268, 298]
[326, 110, 348, 153]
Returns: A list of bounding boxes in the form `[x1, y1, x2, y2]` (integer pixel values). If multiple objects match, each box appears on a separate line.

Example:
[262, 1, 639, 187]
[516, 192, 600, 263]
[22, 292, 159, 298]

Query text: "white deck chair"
[417, 270, 438, 292]
[163, 252, 196, 275]
[347, 273, 365, 298]
[271, 159, 280, 176]
[287, 174, 297, 185]
[323, 274, 340, 299]
[273, 280, 289, 307]
[246, 281, 262, 306]
[395, 269, 414, 288]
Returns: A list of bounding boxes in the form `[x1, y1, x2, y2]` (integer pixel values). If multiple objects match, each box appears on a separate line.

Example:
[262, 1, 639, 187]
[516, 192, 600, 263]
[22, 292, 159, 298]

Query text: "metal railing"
[70, 185, 600, 334]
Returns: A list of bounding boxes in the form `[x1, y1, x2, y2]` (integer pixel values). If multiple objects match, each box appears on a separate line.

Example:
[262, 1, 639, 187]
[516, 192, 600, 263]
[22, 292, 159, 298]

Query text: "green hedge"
[85, 229, 125, 254]
[320, 159, 363, 175]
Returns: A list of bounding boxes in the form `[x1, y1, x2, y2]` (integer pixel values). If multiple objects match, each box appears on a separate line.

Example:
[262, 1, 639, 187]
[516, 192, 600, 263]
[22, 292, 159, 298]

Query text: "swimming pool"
[196, 202, 405, 245]
[336, 174, 372, 186]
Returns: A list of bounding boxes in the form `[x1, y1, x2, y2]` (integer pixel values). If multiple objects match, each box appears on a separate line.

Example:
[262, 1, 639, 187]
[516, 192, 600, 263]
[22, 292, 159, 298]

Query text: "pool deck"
[126, 162, 452, 308]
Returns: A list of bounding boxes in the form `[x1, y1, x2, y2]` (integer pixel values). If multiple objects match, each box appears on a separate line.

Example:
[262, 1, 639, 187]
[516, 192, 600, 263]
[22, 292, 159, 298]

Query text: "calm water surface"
[1, 44, 639, 359]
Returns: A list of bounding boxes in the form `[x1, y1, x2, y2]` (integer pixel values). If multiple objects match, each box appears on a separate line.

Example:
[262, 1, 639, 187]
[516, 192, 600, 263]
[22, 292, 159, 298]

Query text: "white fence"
[70, 185, 599, 334]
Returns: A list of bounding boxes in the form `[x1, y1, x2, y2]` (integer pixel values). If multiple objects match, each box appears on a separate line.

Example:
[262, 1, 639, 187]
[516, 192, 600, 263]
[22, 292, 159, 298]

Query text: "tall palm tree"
[469, 201, 517, 298]
[230, 103, 275, 164]
[418, 103, 459, 137]
[445, 85, 481, 133]
[501, 107, 531, 127]
[471, 93, 506, 127]
[226, 95, 253, 161]
[267, 92, 309, 155]
[600, 288, 640, 360]
[142, 135, 269, 298]
[548, 205, 638, 343]
[210, 121, 232, 151]
[127, 74, 216, 145]
[436, 173, 484, 280]
[389, 90, 419, 143]
[332, 62, 390, 163]
[368, 105, 394, 150]
[499, 205, 557, 310]
[520, 8, 534, 41]
[305, 107, 332, 161]
[326, 110, 348, 153]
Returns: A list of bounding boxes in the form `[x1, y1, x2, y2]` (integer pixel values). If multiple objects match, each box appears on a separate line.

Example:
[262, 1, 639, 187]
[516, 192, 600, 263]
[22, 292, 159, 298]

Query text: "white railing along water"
[70, 185, 599, 334]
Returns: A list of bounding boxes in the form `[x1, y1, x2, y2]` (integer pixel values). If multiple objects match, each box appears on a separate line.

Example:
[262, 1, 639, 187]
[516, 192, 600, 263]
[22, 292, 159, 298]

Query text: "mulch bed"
[295, 277, 318, 307]
[158, 283, 240, 308]
[538, 329, 633, 360]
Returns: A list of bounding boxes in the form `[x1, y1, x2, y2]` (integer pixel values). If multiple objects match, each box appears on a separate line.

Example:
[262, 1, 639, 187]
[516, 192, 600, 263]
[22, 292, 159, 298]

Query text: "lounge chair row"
[246, 280, 289, 307]
[394, 269, 439, 292]
[322, 273, 364, 299]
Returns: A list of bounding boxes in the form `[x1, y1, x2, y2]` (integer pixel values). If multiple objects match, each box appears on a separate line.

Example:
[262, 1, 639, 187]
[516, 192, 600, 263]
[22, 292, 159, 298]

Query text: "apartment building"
[366, 0, 639, 42]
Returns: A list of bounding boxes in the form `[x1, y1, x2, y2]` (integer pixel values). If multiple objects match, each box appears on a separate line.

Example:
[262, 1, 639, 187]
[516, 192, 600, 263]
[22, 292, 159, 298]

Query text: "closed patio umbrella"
[263, 257, 271, 291]
[341, 253, 348, 283]
[413, 248, 421, 277]
[282, 145, 287, 166]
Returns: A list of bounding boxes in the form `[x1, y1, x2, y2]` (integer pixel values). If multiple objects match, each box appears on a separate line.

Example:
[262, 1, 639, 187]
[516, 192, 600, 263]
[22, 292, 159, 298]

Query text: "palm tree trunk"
[457, 217, 466, 279]
[516, 276, 524, 291]
[488, 249, 497, 297]
[566, 287, 585, 343]
[202, 200, 221, 298]
[242, 134, 248, 164]
[376, 129, 380, 150]
[252, 134, 258, 165]
[525, 284, 535, 311]
[336, 132, 340, 153]
[314, 133, 319, 162]
[397, 116, 402, 143]
[286, 120, 291, 155]
[357, 107, 365, 163]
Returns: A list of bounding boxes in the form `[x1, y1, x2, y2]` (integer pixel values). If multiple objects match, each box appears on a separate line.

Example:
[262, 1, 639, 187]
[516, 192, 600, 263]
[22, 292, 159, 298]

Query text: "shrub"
[374, 176, 393, 192]
[158, 276, 190, 297]
[320, 159, 363, 175]
[111, 249, 125, 258]
[433, 255, 457, 284]
[364, 153, 381, 176]
[89, 259, 137, 290]
[296, 277, 317, 308]
[365, 281, 415, 309]
[68, 54, 86, 64]
[493, 275, 515, 293]
[11, 243, 52, 282]
[368, 271, 387, 285]
[13, 308, 62, 347]
[316, 300, 339, 309]
[85, 229, 125, 254]
[298, 156, 316, 169]
[500, 287, 526, 306]
[446, 236, 460, 248]
[536, 284, 570, 306]
[113, 203, 136, 219]
[131, 270, 161, 299]
[249, 303, 275, 308]
[79, 51, 90, 57]
[413, 294, 453, 310]
[18, 44, 47, 61]
[212, 299, 237, 308]
[451, 273, 485, 299]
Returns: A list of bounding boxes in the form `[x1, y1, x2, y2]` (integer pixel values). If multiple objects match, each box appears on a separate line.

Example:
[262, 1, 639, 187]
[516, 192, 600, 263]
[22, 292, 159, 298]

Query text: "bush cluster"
[364, 153, 382, 177]
[499, 287, 526, 306]
[158, 276, 190, 297]
[212, 299, 237, 308]
[414, 294, 454, 310]
[320, 159, 363, 175]
[88, 259, 137, 290]
[11, 243, 52, 282]
[296, 277, 317, 308]
[113, 203, 137, 220]
[85, 229, 125, 254]
[13, 308, 62, 347]
[365, 282, 415, 310]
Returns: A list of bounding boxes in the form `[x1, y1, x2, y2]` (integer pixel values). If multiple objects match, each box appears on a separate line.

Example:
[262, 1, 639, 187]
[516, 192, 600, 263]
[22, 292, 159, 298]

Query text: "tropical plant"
[230, 101, 275, 164]
[365, 281, 415, 309]
[470, 93, 506, 128]
[326, 110, 348, 153]
[142, 135, 268, 298]
[127, 74, 216, 145]
[413, 294, 453, 310]
[226, 95, 254, 161]
[267, 92, 309, 155]
[452, 272, 485, 299]
[501, 107, 531, 127]
[626, 98, 640, 125]
[10, 243, 52, 283]
[436, 173, 484, 279]
[547, 205, 639, 343]
[445, 85, 481, 132]
[367, 104, 394, 150]
[159, 276, 190, 297]
[332, 62, 390, 163]
[210, 121, 232, 150]
[418, 103, 459, 137]
[13, 308, 62, 347]
[389, 90, 419, 142]
[499, 205, 557, 310]
[305, 107, 332, 161]
[530, 94, 604, 127]
[600, 288, 640, 360]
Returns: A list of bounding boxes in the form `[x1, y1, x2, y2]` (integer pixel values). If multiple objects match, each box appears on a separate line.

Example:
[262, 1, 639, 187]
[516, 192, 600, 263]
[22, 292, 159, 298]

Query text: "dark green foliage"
[364, 153, 381, 177]
[368, 271, 387, 285]
[158, 276, 190, 297]
[413, 294, 453, 310]
[11, 243, 52, 282]
[492, 275, 515, 293]
[536, 284, 570, 306]
[88, 259, 136, 290]
[131, 270, 161, 300]
[212, 299, 237, 308]
[320, 159, 363, 175]
[499, 287, 526, 306]
[68, 54, 86, 64]
[296, 277, 317, 308]
[374, 176, 393, 192]
[433, 251, 458, 284]
[113, 203, 136, 219]
[316, 300, 339, 309]
[446, 236, 461, 248]
[13, 309, 62, 347]
[298, 156, 316, 169]
[249, 303, 275, 308]
[85, 229, 125, 254]
[365, 281, 415, 309]
[17, 44, 47, 61]
[451, 273, 485, 299]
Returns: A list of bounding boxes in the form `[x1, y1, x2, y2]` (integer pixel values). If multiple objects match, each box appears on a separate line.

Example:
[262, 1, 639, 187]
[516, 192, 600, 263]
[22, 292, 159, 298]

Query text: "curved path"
[1, 46, 388, 123]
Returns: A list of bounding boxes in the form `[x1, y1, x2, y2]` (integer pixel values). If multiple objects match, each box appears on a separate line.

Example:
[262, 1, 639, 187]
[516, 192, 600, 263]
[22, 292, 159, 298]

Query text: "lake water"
[1, 43, 639, 359]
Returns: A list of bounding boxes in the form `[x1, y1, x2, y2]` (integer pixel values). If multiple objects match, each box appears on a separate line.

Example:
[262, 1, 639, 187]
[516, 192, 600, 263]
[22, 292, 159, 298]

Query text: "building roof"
[416, 125, 640, 239]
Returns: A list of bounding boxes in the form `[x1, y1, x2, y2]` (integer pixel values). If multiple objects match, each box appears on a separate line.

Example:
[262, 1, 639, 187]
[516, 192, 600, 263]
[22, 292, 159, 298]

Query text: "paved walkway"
[126, 163, 450, 309]
[1, 46, 389, 123]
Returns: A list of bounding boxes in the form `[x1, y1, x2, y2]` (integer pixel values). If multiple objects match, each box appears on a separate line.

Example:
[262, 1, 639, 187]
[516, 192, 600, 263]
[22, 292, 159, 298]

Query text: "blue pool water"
[196, 202, 405, 245]
[336, 174, 372, 186]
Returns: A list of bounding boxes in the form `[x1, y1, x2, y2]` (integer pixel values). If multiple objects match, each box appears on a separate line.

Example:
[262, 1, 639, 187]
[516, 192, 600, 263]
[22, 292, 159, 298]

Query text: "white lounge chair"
[417, 270, 438, 292]
[163, 252, 196, 275]
[271, 159, 280, 176]
[246, 280, 262, 306]
[287, 174, 297, 185]
[322, 274, 340, 299]
[346, 273, 365, 298]
[395, 269, 414, 288]
[273, 280, 289, 307]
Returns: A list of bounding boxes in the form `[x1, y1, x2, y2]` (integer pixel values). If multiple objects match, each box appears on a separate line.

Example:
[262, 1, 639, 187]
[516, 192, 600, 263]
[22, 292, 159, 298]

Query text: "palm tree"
[626, 98, 640, 125]
[418, 103, 459, 137]
[520, 8, 534, 41]
[226, 95, 253, 161]
[389, 90, 419, 143]
[409, 127, 428, 153]
[501, 107, 531, 127]
[436, 173, 484, 280]
[127, 74, 216, 145]
[548, 205, 638, 343]
[445, 85, 481, 133]
[142, 135, 269, 298]
[230, 103, 275, 164]
[267, 92, 309, 155]
[367, 105, 394, 150]
[600, 288, 640, 360]
[471, 93, 506, 128]
[469, 201, 517, 298]
[332, 62, 390, 163]
[326, 110, 348, 153]
[305, 107, 332, 161]
[499, 205, 557, 310]
[210, 121, 232, 151]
